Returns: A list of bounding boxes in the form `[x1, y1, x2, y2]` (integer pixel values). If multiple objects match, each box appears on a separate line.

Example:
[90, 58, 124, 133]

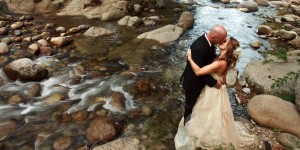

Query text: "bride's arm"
[187, 48, 225, 76]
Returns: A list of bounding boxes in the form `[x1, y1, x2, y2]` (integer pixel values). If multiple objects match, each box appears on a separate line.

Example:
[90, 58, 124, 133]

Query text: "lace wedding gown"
[175, 74, 257, 150]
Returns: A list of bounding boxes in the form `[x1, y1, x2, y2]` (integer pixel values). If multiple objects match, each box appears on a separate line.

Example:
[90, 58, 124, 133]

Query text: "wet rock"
[1, 37, 12, 45]
[118, 16, 141, 26]
[53, 136, 72, 150]
[4, 58, 48, 81]
[23, 82, 41, 97]
[269, 1, 289, 7]
[84, 27, 114, 37]
[141, 105, 152, 116]
[236, 2, 259, 12]
[292, 5, 300, 16]
[275, 29, 297, 41]
[0, 21, 8, 27]
[10, 49, 33, 59]
[0, 120, 17, 139]
[14, 30, 22, 36]
[178, 11, 194, 29]
[8, 94, 26, 105]
[238, 75, 247, 86]
[243, 60, 299, 94]
[37, 39, 49, 47]
[43, 92, 68, 105]
[0, 27, 8, 35]
[78, 25, 89, 30]
[277, 133, 300, 149]
[137, 24, 184, 44]
[50, 36, 73, 47]
[29, 43, 39, 54]
[248, 94, 300, 137]
[0, 42, 9, 54]
[250, 41, 261, 49]
[133, 4, 142, 14]
[39, 46, 55, 56]
[13, 36, 23, 42]
[71, 111, 88, 122]
[296, 77, 300, 111]
[87, 117, 120, 142]
[32, 35, 42, 41]
[67, 27, 81, 34]
[11, 22, 24, 30]
[0, 56, 8, 65]
[226, 68, 238, 87]
[110, 91, 126, 109]
[92, 137, 144, 150]
[288, 38, 300, 48]
[56, 26, 66, 33]
[257, 25, 272, 35]
[41, 32, 51, 39]
[254, 0, 269, 6]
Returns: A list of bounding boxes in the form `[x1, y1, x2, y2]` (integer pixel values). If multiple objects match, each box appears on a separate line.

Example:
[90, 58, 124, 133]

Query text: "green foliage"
[271, 71, 300, 89]
[275, 91, 296, 104]
[262, 47, 288, 64]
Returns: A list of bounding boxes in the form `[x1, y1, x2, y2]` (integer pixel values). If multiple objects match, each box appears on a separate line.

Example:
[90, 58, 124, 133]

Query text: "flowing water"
[0, 0, 277, 149]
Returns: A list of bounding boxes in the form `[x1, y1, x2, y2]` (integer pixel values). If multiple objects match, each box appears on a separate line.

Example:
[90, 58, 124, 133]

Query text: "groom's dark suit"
[181, 34, 217, 124]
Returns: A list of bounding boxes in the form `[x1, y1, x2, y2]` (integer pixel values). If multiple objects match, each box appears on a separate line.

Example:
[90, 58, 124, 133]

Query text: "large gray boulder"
[243, 60, 299, 94]
[248, 94, 300, 138]
[83, 27, 114, 37]
[3, 58, 48, 81]
[178, 11, 194, 29]
[236, 2, 259, 12]
[137, 25, 184, 44]
[289, 38, 300, 48]
[57, 0, 129, 20]
[92, 137, 145, 150]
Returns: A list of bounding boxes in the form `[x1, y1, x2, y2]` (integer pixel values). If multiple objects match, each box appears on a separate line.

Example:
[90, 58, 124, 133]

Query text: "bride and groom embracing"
[175, 26, 257, 150]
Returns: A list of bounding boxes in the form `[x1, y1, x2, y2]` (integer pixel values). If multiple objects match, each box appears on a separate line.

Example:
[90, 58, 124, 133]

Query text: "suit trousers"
[184, 90, 200, 124]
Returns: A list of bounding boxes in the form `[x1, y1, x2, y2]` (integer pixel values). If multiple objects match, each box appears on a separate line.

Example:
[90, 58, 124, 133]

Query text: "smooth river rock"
[137, 24, 184, 44]
[3, 58, 48, 81]
[247, 94, 300, 138]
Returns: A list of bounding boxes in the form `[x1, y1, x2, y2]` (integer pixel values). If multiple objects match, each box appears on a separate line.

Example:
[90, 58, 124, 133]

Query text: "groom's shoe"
[184, 115, 191, 125]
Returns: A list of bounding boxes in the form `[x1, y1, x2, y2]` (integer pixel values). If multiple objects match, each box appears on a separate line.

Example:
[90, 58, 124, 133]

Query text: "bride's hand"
[187, 48, 192, 60]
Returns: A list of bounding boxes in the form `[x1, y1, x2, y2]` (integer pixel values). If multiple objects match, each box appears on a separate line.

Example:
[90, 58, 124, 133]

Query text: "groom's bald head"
[207, 26, 227, 45]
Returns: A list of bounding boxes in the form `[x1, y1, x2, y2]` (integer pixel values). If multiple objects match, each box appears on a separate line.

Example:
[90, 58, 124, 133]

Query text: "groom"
[180, 25, 227, 125]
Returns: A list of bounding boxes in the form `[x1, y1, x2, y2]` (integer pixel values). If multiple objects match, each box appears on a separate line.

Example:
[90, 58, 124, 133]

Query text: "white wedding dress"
[175, 74, 257, 150]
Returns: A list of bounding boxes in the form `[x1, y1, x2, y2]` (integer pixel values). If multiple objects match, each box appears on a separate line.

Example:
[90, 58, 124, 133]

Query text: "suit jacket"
[181, 34, 217, 94]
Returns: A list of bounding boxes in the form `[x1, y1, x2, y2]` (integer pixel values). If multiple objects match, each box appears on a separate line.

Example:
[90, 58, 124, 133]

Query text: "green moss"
[275, 91, 296, 104]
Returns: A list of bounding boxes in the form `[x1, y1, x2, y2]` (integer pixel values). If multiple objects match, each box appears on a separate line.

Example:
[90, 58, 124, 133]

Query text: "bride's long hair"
[217, 37, 240, 72]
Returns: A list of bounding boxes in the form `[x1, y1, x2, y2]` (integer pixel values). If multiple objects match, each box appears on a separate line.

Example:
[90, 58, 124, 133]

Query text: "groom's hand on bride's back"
[215, 80, 223, 89]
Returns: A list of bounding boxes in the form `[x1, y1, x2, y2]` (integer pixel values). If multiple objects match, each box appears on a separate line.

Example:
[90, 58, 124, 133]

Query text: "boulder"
[0, 42, 9, 54]
[289, 38, 300, 48]
[50, 36, 73, 47]
[84, 27, 114, 37]
[178, 11, 194, 29]
[248, 94, 300, 138]
[243, 60, 299, 94]
[257, 25, 272, 35]
[236, 2, 259, 12]
[276, 29, 297, 41]
[3, 58, 48, 81]
[137, 25, 184, 44]
[254, 0, 270, 6]
[118, 16, 141, 26]
[87, 117, 120, 142]
[92, 137, 144, 150]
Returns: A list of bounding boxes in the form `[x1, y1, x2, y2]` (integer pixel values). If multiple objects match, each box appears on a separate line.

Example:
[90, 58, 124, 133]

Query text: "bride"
[175, 37, 256, 150]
